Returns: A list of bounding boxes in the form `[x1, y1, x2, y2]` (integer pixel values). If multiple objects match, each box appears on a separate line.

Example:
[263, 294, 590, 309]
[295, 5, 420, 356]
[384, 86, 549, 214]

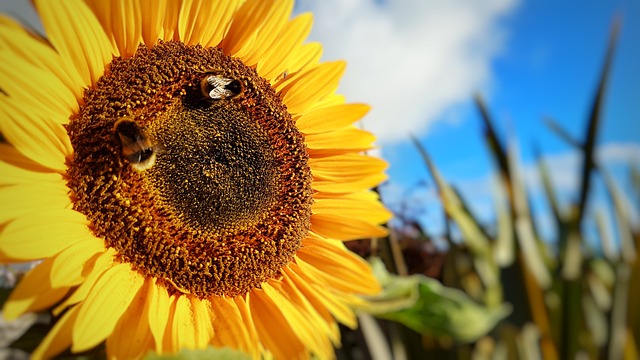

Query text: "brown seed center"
[147, 96, 279, 235]
[65, 41, 313, 298]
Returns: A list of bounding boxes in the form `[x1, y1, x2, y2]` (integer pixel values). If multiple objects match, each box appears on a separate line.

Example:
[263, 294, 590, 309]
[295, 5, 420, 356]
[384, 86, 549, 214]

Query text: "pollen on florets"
[66, 41, 313, 298]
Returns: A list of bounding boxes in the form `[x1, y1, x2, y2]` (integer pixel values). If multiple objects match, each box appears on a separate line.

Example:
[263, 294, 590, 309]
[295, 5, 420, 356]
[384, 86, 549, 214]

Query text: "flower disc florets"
[66, 41, 313, 298]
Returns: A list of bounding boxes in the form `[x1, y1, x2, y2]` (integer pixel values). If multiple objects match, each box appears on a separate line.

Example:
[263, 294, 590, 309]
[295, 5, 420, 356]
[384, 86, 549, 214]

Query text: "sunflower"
[0, 0, 390, 358]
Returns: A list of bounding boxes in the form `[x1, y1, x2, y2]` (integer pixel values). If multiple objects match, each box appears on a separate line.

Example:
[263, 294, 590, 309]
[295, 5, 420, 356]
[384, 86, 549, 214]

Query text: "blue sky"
[298, 0, 640, 241]
[2, 0, 638, 244]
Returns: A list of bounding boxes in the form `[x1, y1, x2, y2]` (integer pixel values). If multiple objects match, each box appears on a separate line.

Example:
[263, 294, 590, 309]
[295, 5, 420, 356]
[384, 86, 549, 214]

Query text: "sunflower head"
[0, 0, 391, 359]
[67, 40, 314, 298]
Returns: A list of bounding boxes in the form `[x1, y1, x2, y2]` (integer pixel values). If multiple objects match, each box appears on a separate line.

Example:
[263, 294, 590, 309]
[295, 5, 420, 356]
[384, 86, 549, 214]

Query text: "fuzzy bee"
[114, 119, 157, 171]
[200, 74, 243, 100]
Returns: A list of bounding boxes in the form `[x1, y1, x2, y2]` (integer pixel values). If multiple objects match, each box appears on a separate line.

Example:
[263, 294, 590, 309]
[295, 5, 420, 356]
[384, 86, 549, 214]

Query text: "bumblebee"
[114, 119, 157, 171]
[200, 74, 243, 100]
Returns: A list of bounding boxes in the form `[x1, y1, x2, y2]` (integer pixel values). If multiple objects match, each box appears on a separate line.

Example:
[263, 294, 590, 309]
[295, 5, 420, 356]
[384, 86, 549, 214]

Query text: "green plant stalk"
[608, 264, 631, 359]
[517, 251, 558, 360]
[560, 275, 584, 360]
[575, 21, 618, 224]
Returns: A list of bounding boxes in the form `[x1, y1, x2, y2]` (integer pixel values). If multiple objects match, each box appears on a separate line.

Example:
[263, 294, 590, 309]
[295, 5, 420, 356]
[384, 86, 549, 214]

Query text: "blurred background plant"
[334, 21, 639, 360]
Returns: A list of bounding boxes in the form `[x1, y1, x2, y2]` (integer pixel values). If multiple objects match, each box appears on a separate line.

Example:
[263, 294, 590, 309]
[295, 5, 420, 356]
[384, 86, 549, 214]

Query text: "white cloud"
[295, 0, 518, 144]
[523, 150, 579, 196]
[597, 143, 640, 164]
[524, 142, 640, 195]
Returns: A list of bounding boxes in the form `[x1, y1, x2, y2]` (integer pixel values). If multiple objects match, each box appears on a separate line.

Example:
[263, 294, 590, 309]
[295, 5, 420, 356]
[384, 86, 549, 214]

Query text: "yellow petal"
[271, 42, 323, 89]
[258, 13, 313, 81]
[140, 0, 168, 46]
[0, 144, 62, 185]
[241, 0, 293, 66]
[0, 97, 72, 172]
[279, 61, 345, 115]
[288, 261, 358, 329]
[316, 189, 384, 202]
[0, 209, 92, 261]
[85, 0, 142, 57]
[3, 257, 70, 320]
[297, 236, 381, 295]
[50, 235, 106, 288]
[204, 1, 243, 48]
[35, 0, 114, 86]
[160, 0, 181, 41]
[232, 296, 260, 357]
[305, 127, 376, 155]
[0, 51, 80, 117]
[82, 1, 116, 54]
[0, 16, 24, 33]
[179, 0, 241, 47]
[126, 0, 180, 43]
[146, 277, 171, 353]
[192, 297, 215, 349]
[313, 174, 388, 195]
[177, 0, 205, 45]
[279, 270, 339, 347]
[72, 262, 144, 353]
[220, 0, 272, 58]
[165, 295, 215, 351]
[309, 154, 387, 182]
[264, 282, 333, 359]
[287, 42, 323, 76]
[110, 0, 142, 56]
[208, 296, 257, 357]
[310, 154, 387, 193]
[307, 93, 346, 112]
[32, 304, 80, 359]
[161, 295, 179, 352]
[106, 279, 154, 360]
[282, 265, 340, 343]
[53, 248, 115, 316]
[169, 295, 198, 350]
[0, 161, 61, 186]
[297, 103, 369, 135]
[249, 287, 307, 360]
[312, 196, 392, 224]
[0, 16, 85, 100]
[311, 214, 387, 240]
[0, 182, 70, 224]
[98, 0, 146, 56]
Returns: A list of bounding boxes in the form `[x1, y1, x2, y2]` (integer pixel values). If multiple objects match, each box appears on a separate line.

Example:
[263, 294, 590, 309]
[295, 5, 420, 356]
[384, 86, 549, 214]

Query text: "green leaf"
[575, 19, 620, 223]
[603, 171, 636, 264]
[143, 347, 250, 360]
[492, 176, 514, 267]
[360, 258, 510, 343]
[534, 145, 563, 223]
[410, 136, 491, 256]
[507, 142, 553, 287]
[543, 117, 581, 150]
[474, 94, 510, 185]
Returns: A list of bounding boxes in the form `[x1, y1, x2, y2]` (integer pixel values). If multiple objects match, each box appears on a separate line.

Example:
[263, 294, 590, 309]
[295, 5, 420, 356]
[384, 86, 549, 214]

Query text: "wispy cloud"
[524, 142, 640, 196]
[296, 0, 518, 144]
